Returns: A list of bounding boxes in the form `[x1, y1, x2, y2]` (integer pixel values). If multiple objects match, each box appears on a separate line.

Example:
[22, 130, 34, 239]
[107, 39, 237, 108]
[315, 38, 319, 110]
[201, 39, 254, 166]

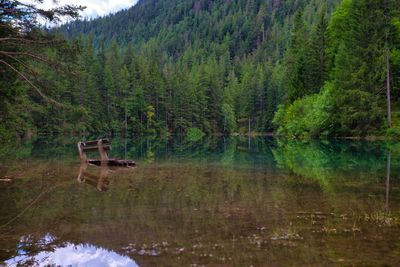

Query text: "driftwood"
[77, 138, 136, 167]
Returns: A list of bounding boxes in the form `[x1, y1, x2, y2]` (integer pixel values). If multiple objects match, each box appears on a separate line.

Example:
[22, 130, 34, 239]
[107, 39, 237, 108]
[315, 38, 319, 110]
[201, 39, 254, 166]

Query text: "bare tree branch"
[0, 59, 65, 107]
[0, 37, 56, 44]
[0, 51, 54, 64]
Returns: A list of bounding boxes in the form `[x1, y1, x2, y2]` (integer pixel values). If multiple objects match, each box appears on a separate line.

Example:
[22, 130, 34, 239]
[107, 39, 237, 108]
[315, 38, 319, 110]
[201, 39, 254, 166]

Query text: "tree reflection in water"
[1, 137, 400, 266]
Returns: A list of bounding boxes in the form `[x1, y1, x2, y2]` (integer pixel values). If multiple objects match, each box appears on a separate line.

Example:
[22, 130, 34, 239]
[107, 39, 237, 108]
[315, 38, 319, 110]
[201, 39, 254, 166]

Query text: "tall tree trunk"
[124, 135, 127, 160]
[124, 100, 128, 136]
[248, 117, 251, 136]
[248, 116, 251, 150]
[386, 48, 391, 128]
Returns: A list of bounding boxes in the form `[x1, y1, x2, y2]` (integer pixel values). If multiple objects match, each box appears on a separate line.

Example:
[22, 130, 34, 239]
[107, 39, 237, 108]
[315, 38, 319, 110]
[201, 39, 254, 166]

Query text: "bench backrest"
[78, 138, 111, 162]
[80, 139, 111, 152]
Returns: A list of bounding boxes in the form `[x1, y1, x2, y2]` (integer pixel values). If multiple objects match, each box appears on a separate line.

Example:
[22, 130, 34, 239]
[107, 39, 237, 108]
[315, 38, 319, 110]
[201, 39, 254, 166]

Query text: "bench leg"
[77, 142, 87, 163]
[97, 139, 109, 162]
[77, 162, 88, 183]
[97, 167, 110, 191]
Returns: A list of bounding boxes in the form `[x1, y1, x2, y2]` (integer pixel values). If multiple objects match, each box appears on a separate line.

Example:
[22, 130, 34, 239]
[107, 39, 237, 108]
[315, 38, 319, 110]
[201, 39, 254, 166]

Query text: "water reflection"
[76, 162, 136, 191]
[386, 151, 391, 212]
[77, 162, 110, 191]
[5, 234, 138, 267]
[1, 137, 400, 266]
[272, 140, 396, 192]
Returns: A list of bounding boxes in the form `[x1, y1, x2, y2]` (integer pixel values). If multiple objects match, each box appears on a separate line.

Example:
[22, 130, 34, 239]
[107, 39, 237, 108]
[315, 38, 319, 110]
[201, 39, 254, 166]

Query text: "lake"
[1, 137, 400, 266]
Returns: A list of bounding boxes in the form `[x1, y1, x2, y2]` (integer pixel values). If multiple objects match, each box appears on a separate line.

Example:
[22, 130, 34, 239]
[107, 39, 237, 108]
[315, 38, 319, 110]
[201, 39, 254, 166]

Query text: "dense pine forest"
[1, 0, 400, 141]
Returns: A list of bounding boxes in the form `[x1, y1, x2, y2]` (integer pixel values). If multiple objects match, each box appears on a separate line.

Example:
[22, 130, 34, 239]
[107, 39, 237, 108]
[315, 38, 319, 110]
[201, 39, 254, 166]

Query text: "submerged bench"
[77, 138, 136, 167]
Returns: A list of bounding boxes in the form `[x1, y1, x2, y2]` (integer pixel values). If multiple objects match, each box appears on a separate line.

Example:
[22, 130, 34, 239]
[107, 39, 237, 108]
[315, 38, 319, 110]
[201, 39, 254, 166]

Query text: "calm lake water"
[1, 137, 400, 266]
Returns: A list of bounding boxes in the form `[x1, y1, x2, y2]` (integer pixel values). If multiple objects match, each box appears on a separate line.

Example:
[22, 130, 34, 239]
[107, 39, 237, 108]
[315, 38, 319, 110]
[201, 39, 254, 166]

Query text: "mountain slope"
[62, 0, 340, 60]
[4, 0, 343, 138]
[3, 0, 399, 140]
[49, 0, 342, 136]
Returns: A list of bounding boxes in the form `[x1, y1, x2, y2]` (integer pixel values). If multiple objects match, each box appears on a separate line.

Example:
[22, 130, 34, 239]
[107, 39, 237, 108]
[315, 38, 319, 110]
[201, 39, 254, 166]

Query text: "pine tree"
[285, 11, 308, 103]
[305, 11, 328, 93]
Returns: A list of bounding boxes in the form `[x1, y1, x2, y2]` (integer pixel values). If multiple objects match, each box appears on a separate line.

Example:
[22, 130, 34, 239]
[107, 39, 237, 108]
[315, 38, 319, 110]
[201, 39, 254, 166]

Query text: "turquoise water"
[0, 137, 400, 266]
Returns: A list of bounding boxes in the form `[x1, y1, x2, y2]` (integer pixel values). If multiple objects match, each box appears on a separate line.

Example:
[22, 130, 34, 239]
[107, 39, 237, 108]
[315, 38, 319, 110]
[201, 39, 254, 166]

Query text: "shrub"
[186, 127, 205, 142]
[386, 125, 400, 139]
[273, 83, 334, 138]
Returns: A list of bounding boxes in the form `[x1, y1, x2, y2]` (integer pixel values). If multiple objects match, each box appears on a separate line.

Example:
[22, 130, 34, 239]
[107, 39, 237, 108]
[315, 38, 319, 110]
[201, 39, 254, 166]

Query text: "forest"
[1, 0, 400, 141]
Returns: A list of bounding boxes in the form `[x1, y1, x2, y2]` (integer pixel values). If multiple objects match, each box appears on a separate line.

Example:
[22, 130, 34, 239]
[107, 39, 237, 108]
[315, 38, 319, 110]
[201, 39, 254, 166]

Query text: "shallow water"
[1, 137, 400, 266]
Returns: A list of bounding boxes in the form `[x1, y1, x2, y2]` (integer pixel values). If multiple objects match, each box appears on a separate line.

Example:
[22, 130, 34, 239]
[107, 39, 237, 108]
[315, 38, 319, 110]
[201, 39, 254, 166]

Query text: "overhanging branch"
[0, 59, 65, 107]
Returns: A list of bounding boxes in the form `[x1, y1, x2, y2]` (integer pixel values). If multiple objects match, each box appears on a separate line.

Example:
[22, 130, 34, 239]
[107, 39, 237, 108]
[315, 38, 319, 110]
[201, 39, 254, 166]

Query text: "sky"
[34, 0, 139, 20]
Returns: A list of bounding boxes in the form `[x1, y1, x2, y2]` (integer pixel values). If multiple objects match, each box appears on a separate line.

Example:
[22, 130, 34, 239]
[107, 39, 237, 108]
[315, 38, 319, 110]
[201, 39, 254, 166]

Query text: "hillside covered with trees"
[1, 0, 400, 141]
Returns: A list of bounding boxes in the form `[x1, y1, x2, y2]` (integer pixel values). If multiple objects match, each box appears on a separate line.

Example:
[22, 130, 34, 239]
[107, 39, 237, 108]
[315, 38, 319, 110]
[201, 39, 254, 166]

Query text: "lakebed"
[1, 137, 400, 266]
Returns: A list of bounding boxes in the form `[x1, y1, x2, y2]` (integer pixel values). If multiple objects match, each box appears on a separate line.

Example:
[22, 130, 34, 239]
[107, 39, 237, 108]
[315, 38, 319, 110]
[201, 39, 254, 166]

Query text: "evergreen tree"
[285, 11, 309, 103]
[305, 11, 329, 93]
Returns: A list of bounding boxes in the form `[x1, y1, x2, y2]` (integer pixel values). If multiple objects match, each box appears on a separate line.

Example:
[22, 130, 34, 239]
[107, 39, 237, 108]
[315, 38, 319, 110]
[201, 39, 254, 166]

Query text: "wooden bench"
[77, 138, 136, 167]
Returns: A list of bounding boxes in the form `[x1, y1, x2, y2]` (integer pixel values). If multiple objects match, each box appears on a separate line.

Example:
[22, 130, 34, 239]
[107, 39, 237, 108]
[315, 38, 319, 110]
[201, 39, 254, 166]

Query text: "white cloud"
[31, 0, 138, 20]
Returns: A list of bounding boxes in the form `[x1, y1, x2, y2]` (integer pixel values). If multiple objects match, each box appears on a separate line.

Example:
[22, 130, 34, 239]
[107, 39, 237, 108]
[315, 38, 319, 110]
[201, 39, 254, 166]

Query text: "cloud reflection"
[6, 235, 138, 267]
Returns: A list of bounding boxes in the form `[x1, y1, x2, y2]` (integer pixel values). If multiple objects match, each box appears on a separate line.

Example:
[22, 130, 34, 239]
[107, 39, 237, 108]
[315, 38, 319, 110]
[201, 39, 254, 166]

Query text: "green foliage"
[276, 0, 400, 138]
[0, 1, 85, 141]
[272, 105, 286, 131]
[386, 125, 400, 139]
[0, 123, 12, 144]
[304, 12, 329, 93]
[50, 0, 340, 137]
[221, 103, 237, 134]
[284, 11, 308, 103]
[5, 0, 399, 139]
[185, 127, 205, 142]
[275, 84, 334, 138]
[333, 90, 384, 136]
